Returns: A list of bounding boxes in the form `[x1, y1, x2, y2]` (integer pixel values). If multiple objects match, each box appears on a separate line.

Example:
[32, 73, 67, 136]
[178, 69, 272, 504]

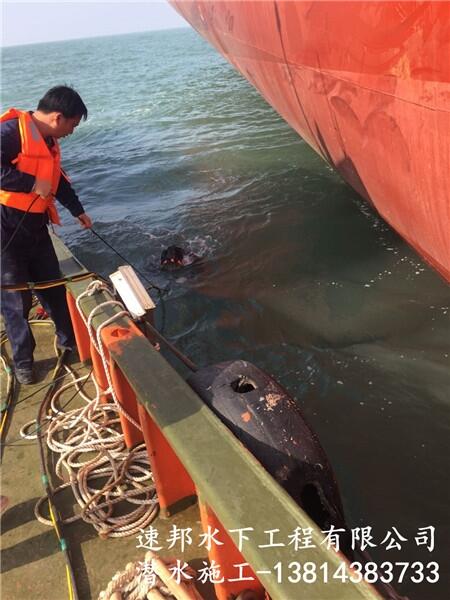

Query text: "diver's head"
[161, 245, 185, 268]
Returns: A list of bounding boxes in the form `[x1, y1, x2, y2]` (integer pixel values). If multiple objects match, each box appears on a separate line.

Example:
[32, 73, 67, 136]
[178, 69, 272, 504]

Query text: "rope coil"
[32, 281, 158, 538]
[75, 281, 143, 431]
[98, 551, 203, 600]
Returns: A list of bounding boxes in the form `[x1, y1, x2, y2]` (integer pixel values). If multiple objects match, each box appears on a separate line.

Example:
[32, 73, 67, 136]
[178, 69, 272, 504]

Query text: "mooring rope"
[98, 550, 202, 600]
[29, 282, 158, 537]
[76, 280, 143, 432]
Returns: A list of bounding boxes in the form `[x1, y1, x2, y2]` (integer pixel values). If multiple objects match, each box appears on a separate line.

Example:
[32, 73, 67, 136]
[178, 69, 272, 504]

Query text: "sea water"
[2, 28, 449, 599]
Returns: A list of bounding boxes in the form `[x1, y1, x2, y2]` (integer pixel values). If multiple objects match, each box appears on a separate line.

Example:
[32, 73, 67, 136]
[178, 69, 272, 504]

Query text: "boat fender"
[187, 360, 348, 536]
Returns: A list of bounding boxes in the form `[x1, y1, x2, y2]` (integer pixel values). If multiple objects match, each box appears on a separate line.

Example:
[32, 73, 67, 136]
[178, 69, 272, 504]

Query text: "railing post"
[99, 324, 147, 445]
[137, 403, 196, 517]
[198, 499, 265, 600]
[66, 290, 90, 362]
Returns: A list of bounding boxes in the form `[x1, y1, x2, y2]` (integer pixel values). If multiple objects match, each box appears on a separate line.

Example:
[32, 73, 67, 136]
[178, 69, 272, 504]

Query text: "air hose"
[142, 315, 198, 373]
[90, 228, 167, 294]
[36, 348, 80, 600]
[0, 351, 15, 453]
[1, 319, 80, 599]
[0, 272, 95, 291]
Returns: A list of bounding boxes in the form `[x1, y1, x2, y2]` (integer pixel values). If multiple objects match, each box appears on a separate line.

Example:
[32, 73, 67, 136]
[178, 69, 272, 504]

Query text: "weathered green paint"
[57, 235, 381, 600]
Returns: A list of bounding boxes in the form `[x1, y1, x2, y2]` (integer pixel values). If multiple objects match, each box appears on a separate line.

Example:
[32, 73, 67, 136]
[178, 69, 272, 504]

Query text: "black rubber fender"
[187, 360, 347, 534]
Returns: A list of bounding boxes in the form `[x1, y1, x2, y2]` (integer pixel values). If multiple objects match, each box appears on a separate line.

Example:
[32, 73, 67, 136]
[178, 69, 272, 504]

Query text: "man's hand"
[32, 178, 52, 198]
[77, 213, 92, 229]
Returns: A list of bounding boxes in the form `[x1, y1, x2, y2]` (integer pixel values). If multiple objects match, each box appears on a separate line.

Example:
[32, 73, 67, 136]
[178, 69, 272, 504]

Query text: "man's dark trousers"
[1, 224, 75, 370]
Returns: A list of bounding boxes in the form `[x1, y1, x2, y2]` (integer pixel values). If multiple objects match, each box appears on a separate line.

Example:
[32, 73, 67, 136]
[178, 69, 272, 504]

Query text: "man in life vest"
[1, 86, 92, 384]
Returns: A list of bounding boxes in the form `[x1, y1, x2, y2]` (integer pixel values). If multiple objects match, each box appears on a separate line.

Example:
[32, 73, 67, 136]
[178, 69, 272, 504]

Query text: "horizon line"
[1, 24, 190, 49]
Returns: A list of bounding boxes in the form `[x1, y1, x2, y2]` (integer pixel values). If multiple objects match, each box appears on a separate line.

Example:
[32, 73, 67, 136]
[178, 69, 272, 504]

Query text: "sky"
[1, 1, 189, 47]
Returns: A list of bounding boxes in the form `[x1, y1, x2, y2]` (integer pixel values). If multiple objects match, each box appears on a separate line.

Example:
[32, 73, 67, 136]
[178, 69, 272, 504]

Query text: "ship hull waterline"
[170, 0, 450, 282]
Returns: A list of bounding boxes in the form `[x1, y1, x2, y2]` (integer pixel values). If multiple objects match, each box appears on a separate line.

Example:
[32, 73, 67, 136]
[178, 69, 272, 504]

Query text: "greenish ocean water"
[2, 28, 449, 599]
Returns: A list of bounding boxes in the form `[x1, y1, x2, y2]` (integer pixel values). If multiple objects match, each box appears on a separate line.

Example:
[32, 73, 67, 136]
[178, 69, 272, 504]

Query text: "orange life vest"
[0, 108, 61, 224]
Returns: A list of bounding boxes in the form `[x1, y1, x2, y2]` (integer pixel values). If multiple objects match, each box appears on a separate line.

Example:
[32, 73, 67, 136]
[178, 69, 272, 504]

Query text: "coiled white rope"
[76, 280, 143, 431]
[98, 550, 202, 600]
[32, 281, 158, 537]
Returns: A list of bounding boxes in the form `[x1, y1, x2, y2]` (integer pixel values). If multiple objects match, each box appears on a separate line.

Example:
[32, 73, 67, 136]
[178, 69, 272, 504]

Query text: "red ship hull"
[170, 1, 450, 281]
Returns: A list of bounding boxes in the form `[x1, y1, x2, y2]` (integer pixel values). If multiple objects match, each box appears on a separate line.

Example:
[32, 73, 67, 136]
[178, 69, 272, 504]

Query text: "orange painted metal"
[99, 323, 146, 436]
[198, 500, 265, 600]
[66, 290, 90, 362]
[65, 289, 111, 402]
[65, 293, 195, 505]
[170, 1, 450, 281]
[137, 402, 196, 516]
[108, 357, 143, 448]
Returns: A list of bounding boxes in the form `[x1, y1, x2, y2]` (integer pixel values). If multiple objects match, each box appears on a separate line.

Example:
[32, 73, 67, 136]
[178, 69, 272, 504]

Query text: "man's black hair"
[37, 85, 88, 120]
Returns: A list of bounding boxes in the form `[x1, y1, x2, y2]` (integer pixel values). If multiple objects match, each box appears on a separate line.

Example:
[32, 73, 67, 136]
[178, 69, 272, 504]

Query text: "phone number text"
[270, 561, 439, 584]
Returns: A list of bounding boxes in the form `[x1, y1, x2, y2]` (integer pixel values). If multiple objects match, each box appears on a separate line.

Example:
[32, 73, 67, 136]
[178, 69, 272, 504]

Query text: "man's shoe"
[15, 368, 35, 385]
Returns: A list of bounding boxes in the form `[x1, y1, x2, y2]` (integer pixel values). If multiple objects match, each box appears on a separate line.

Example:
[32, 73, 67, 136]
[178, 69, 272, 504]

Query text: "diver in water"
[160, 245, 200, 269]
